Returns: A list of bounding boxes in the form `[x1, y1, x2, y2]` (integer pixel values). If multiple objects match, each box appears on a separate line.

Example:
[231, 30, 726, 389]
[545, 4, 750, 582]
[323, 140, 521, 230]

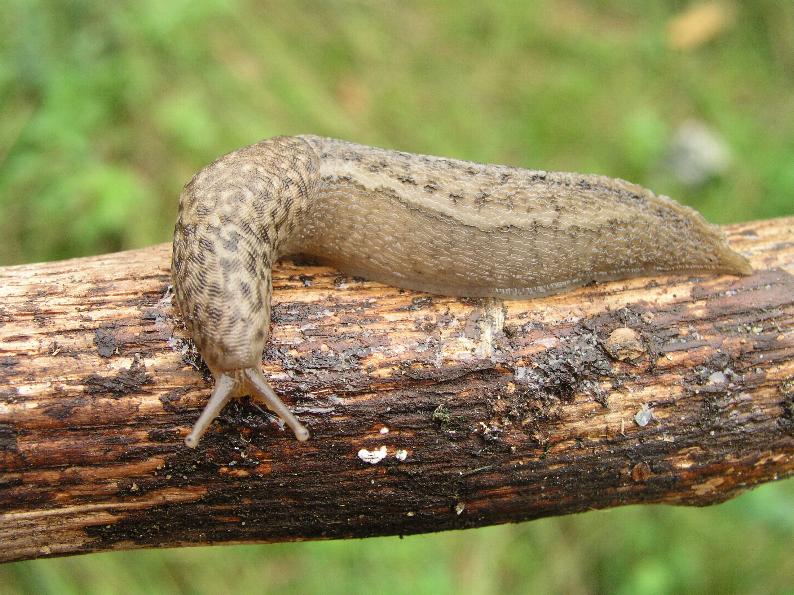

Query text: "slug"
[172, 135, 751, 448]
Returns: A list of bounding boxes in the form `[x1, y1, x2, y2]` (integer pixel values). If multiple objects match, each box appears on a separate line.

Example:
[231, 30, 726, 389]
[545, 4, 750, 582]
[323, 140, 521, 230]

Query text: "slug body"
[172, 135, 750, 447]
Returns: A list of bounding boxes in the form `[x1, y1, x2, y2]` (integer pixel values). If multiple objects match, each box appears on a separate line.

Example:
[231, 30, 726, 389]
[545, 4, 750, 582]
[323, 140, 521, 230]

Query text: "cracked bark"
[0, 218, 792, 563]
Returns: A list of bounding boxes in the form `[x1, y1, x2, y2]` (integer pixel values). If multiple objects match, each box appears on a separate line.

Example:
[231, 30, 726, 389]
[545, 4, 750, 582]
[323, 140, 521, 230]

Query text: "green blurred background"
[1, 0, 792, 593]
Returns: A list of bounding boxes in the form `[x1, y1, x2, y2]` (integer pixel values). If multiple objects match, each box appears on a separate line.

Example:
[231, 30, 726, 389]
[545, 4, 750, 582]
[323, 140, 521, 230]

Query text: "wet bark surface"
[0, 218, 792, 563]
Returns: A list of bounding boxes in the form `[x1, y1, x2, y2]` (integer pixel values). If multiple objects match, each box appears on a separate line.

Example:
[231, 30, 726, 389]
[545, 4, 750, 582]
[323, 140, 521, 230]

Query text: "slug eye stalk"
[184, 368, 310, 448]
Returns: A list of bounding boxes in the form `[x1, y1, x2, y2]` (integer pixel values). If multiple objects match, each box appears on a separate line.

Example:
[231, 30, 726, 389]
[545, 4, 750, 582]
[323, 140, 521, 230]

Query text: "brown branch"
[0, 218, 793, 563]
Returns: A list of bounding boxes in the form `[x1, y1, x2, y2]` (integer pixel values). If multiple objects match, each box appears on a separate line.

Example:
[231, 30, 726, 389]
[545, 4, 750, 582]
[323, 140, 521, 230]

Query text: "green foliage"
[1, 1, 792, 592]
[2, 0, 793, 265]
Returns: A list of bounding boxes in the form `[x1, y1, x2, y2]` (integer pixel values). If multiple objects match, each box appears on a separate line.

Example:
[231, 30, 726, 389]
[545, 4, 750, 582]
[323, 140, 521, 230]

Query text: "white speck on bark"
[358, 445, 388, 464]
[635, 404, 654, 427]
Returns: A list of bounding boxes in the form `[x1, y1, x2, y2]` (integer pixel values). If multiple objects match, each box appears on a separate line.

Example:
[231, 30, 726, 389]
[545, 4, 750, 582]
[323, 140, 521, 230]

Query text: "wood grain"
[0, 218, 792, 563]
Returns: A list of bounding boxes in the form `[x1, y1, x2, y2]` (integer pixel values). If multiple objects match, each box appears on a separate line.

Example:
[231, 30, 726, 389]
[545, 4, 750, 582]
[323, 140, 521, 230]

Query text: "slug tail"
[185, 373, 236, 448]
[674, 198, 753, 276]
[718, 243, 753, 275]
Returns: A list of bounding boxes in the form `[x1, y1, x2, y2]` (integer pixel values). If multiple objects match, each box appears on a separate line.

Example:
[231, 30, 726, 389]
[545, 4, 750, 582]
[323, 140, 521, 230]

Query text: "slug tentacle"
[184, 372, 236, 448]
[172, 134, 751, 448]
[183, 369, 310, 447]
[244, 367, 310, 442]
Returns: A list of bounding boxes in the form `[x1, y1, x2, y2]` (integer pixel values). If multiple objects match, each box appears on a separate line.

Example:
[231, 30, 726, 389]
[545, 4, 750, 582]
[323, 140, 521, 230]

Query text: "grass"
[1, 1, 792, 593]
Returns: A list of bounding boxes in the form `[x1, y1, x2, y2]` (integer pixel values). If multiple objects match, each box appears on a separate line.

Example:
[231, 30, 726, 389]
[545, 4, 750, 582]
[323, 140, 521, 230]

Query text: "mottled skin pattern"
[172, 135, 751, 447]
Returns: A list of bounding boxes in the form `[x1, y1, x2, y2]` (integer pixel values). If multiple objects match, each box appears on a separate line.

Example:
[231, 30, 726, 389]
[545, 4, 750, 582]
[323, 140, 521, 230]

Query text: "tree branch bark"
[1, 218, 792, 563]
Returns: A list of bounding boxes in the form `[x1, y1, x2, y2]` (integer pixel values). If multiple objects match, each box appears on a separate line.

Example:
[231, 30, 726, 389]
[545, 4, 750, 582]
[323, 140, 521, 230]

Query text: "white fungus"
[357, 445, 388, 464]
[634, 404, 654, 427]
